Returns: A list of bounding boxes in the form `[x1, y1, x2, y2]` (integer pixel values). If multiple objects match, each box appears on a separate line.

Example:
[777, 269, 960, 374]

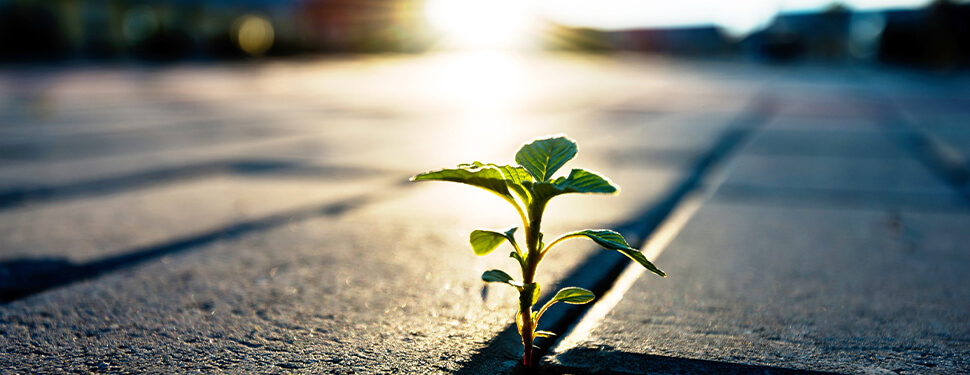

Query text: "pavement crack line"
[455, 93, 776, 374]
[0, 178, 412, 303]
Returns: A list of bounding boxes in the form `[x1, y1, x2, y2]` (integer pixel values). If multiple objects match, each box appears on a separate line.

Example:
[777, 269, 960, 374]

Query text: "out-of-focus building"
[296, 0, 432, 53]
[541, 1, 970, 69]
[879, 0, 970, 69]
[0, 0, 433, 61]
[1, 0, 968, 69]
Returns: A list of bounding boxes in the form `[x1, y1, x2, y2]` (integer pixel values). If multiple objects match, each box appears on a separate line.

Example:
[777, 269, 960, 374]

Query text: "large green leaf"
[430, 161, 534, 206]
[411, 163, 512, 200]
[529, 168, 618, 204]
[496, 164, 534, 205]
[496, 164, 534, 185]
[515, 135, 578, 182]
[550, 287, 595, 304]
[571, 230, 666, 277]
[469, 227, 517, 256]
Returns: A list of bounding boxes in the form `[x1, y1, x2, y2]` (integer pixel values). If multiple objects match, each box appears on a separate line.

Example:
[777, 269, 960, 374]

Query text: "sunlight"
[424, 0, 535, 49]
[420, 51, 533, 165]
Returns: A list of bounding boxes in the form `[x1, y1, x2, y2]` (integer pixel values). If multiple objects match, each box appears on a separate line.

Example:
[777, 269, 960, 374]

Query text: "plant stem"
[519, 294, 535, 367]
[520, 201, 547, 367]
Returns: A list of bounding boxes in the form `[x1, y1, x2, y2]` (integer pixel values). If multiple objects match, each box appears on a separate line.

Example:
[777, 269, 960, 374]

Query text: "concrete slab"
[0, 174, 399, 262]
[9, 53, 966, 375]
[552, 204, 970, 375]
[0, 153, 693, 373]
[718, 113, 968, 212]
[0, 213, 528, 374]
[0, 52, 767, 373]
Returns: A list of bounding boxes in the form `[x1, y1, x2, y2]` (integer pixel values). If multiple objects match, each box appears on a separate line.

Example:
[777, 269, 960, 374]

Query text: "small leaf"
[411, 163, 512, 200]
[521, 282, 541, 307]
[572, 230, 666, 278]
[469, 227, 517, 256]
[534, 331, 557, 338]
[515, 135, 578, 182]
[551, 287, 595, 304]
[510, 251, 525, 267]
[481, 269, 523, 288]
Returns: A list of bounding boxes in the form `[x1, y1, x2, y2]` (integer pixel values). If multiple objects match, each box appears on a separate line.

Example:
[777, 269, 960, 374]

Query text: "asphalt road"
[1, 53, 968, 374]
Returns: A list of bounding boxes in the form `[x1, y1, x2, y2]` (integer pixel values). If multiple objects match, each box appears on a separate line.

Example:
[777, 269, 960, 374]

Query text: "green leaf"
[497, 164, 534, 185]
[515, 135, 578, 182]
[529, 169, 618, 204]
[469, 227, 518, 256]
[571, 230, 666, 278]
[510, 251, 525, 267]
[534, 331, 557, 338]
[482, 270, 524, 288]
[522, 282, 541, 307]
[411, 163, 512, 201]
[552, 169, 618, 194]
[496, 164, 534, 205]
[551, 287, 595, 304]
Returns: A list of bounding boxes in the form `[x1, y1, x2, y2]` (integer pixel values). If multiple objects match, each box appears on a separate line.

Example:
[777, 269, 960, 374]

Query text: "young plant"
[411, 134, 666, 367]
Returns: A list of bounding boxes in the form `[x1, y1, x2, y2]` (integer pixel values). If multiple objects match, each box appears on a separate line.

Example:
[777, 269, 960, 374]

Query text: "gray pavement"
[1, 54, 968, 374]
[550, 81, 970, 374]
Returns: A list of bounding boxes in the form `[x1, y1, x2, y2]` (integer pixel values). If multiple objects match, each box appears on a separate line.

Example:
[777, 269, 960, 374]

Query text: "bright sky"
[425, 0, 938, 49]
[532, 0, 934, 31]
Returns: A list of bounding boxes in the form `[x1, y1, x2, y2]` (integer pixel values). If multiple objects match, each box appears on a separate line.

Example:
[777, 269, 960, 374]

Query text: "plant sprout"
[411, 135, 666, 367]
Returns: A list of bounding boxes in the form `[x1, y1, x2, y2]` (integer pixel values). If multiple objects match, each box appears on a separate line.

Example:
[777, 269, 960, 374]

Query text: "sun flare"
[424, 0, 535, 49]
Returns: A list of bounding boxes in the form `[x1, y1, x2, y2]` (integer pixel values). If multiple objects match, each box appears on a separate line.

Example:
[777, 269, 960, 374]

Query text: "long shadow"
[455, 97, 775, 374]
[546, 349, 845, 375]
[0, 159, 388, 211]
[0, 179, 410, 303]
[714, 183, 970, 212]
[867, 92, 970, 201]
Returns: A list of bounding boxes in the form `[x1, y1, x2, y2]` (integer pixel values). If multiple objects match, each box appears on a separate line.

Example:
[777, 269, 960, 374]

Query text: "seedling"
[411, 135, 666, 367]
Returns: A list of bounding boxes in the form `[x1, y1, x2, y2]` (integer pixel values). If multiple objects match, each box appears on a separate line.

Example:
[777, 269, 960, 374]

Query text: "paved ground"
[0, 53, 968, 374]
[549, 69, 970, 374]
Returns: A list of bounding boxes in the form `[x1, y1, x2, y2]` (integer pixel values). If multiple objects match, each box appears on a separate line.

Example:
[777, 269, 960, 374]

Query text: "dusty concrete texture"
[0, 53, 764, 374]
[551, 83, 970, 374]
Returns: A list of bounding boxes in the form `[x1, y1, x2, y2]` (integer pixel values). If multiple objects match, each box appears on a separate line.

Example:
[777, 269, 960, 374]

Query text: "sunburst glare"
[424, 0, 536, 49]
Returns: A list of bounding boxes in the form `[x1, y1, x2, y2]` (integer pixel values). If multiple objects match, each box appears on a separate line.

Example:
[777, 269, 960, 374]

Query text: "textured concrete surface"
[2, 54, 969, 374]
[0, 53, 762, 373]
[551, 84, 970, 374]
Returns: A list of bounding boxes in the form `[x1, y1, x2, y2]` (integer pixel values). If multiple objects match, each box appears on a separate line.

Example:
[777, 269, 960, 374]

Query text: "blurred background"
[0, 0, 968, 68]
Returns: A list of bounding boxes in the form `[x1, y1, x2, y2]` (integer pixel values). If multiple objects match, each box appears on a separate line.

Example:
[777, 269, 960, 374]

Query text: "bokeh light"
[232, 15, 274, 56]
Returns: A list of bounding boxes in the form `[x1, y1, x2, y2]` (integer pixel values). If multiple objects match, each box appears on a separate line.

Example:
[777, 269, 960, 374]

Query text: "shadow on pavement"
[0, 159, 390, 211]
[0, 179, 410, 303]
[548, 348, 847, 375]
